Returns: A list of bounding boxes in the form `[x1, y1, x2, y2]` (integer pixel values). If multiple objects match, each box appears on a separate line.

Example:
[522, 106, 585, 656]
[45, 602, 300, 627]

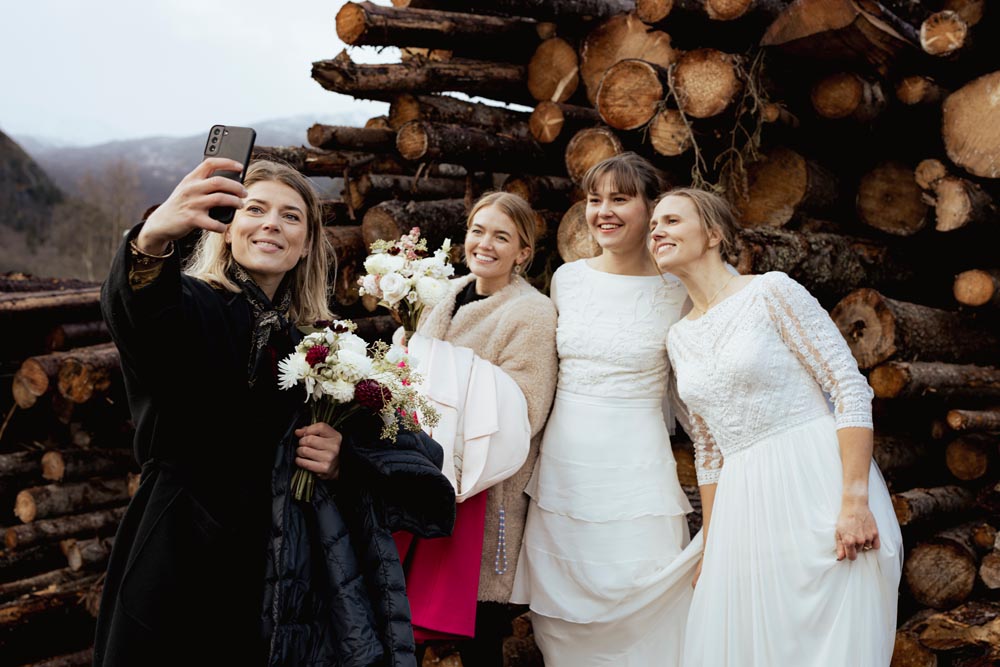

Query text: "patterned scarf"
[227, 263, 293, 388]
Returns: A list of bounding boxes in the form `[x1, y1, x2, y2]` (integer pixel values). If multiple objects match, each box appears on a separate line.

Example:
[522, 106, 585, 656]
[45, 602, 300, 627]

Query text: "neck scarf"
[227, 263, 293, 388]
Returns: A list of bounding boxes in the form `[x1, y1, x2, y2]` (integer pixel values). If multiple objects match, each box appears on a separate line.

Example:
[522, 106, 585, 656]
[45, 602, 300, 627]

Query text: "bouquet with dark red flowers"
[277, 319, 439, 500]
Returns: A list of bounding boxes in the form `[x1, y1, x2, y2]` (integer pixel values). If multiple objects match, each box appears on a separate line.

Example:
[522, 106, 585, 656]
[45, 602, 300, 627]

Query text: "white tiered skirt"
[682, 414, 903, 666]
[511, 389, 701, 666]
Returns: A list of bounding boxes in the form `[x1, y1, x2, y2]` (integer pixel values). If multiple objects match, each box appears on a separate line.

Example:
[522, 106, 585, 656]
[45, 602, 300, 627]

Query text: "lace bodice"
[667, 272, 873, 485]
[553, 259, 687, 399]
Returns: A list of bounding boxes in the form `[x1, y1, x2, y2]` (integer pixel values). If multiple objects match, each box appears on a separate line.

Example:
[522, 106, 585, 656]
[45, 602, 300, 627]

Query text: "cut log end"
[915, 159, 948, 191]
[811, 72, 866, 119]
[870, 364, 910, 399]
[579, 14, 676, 105]
[556, 201, 600, 262]
[564, 127, 624, 184]
[41, 451, 65, 482]
[335, 2, 367, 46]
[674, 48, 742, 118]
[596, 59, 665, 130]
[945, 435, 992, 481]
[856, 161, 928, 237]
[649, 108, 692, 156]
[943, 71, 1000, 179]
[905, 540, 977, 609]
[734, 147, 810, 228]
[636, 0, 673, 23]
[395, 121, 430, 161]
[920, 11, 969, 56]
[528, 38, 579, 104]
[830, 288, 896, 370]
[896, 76, 946, 106]
[953, 270, 997, 307]
[530, 101, 565, 144]
[14, 491, 37, 524]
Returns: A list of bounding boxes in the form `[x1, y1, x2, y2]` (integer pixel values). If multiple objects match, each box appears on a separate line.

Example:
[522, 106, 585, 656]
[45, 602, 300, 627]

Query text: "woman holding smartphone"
[94, 157, 454, 667]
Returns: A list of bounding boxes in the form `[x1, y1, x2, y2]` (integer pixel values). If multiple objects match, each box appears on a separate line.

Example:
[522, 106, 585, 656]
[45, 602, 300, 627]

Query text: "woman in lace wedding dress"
[511, 154, 701, 666]
[651, 188, 903, 666]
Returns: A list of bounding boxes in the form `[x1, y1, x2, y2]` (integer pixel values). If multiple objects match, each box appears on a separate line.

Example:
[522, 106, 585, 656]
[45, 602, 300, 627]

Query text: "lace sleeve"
[762, 273, 873, 430]
[668, 365, 723, 485]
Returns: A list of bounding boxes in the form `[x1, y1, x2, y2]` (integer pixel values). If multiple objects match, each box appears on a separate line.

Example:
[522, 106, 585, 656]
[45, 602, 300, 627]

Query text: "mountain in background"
[14, 111, 369, 211]
[0, 130, 63, 232]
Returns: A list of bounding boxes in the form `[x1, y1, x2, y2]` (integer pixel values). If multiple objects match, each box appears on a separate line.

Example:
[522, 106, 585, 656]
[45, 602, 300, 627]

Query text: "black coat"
[263, 419, 456, 667]
[95, 228, 302, 667]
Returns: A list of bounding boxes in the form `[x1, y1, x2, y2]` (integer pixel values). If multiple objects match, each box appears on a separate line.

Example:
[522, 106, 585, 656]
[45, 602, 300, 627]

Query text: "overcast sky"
[0, 0, 398, 146]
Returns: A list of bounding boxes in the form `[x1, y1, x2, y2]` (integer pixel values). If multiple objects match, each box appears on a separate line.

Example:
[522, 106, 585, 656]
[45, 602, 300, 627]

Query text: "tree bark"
[312, 50, 530, 105]
[0, 568, 94, 603]
[40, 449, 134, 483]
[918, 601, 1000, 660]
[870, 361, 1000, 401]
[306, 124, 396, 153]
[326, 225, 367, 308]
[856, 160, 929, 236]
[390, 0, 636, 20]
[830, 288, 1000, 369]
[733, 146, 839, 228]
[556, 200, 600, 262]
[61, 536, 115, 572]
[595, 59, 670, 130]
[673, 48, 744, 118]
[904, 522, 983, 609]
[895, 75, 949, 105]
[953, 269, 1000, 308]
[14, 351, 76, 409]
[14, 478, 130, 524]
[16, 647, 94, 667]
[891, 485, 976, 526]
[0, 450, 43, 480]
[347, 173, 468, 212]
[0, 544, 66, 584]
[564, 126, 625, 184]
[56, 343, 120, 404]
[254, 145, 420, 178]
[503, 174, 583, 211]
[5, 506, 127, 550]
[527, 37, 580, 104]
[920, 10, 971, 57]
[43, 321, 110, 354]
[733, 227, 918, 307]
[760, 0, 919, 77]
[336, 1, 545, 61]
[502, 612, 545, 667]
[388, 93, 532, 138]
[529, 101, 602, 145]
[361, 199, 468, 253]
[0, 573, 102, 660]
[945, 433, 995, 481]
[947, 407, 1000, 433]
[396, 120, 558, 174]
[579, 13, 677, 105]
[873, 433, 931, 482]
[943, 70, 1000, 179]
[810, 71, 886, 122]
[891, 608, 939, 667]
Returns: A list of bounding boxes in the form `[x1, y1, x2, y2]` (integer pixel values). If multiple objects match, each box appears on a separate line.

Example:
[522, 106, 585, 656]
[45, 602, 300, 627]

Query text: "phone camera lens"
[211, 137, 218, 143]
[213, 128, 221, 135]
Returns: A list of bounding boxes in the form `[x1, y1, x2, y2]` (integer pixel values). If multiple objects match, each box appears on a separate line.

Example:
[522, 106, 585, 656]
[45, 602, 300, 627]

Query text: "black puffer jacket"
[263, 415, 456, 667]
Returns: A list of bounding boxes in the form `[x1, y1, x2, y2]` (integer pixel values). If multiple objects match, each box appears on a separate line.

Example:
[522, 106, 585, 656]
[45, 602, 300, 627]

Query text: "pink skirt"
[394, 490, 488, 641]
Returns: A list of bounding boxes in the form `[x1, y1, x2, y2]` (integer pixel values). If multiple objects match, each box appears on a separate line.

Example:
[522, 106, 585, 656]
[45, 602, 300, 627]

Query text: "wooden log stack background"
[4, 0, 1000, 664]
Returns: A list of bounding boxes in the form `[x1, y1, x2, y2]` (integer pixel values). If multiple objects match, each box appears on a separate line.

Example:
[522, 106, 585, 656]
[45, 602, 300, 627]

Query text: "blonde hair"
[184, 159, 334, 325]
[581, 152, 666, 207]
[466, 191, 537, 273]
[659, 186, 738, 259]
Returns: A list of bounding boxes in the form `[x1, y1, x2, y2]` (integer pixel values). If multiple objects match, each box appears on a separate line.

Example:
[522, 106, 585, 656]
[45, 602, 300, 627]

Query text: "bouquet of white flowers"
[277, 319, 440, 500]
[357, 227, 454, 339]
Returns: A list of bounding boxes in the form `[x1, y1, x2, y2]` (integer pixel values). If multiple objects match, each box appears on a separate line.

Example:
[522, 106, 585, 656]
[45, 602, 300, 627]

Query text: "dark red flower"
[355, 379, 392, 411]
[305, 345, 329, 367]
[313, 319, 334, 329]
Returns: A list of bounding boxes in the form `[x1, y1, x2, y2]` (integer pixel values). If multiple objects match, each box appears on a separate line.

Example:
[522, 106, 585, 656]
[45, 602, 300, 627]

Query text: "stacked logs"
[295, 2, 1000, 665]
[5, 0, 1000, 664]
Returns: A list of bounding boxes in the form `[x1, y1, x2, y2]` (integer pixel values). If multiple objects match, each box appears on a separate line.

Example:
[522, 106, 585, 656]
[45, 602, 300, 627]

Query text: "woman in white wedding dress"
[511, 153, 701, 666]
[650, 188, 903, 666]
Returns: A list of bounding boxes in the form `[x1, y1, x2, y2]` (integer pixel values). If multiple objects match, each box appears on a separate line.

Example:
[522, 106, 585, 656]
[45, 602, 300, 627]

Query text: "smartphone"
[203, 124, 256, 223]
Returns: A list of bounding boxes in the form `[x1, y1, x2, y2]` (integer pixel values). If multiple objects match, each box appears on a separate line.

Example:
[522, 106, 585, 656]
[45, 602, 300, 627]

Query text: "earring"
[513, 263, 523, 275]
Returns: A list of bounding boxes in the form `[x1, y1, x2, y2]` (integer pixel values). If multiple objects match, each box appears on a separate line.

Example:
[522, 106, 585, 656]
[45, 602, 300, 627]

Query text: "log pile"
[7, 0, 1000, 664]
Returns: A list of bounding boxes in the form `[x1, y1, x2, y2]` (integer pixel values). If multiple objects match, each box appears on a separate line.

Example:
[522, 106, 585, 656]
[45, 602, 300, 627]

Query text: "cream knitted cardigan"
[417, 273, 558, 602]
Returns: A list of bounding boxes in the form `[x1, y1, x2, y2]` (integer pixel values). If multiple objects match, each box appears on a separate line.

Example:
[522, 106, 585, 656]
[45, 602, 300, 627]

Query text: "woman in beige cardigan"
[403, 191, 557, 667]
